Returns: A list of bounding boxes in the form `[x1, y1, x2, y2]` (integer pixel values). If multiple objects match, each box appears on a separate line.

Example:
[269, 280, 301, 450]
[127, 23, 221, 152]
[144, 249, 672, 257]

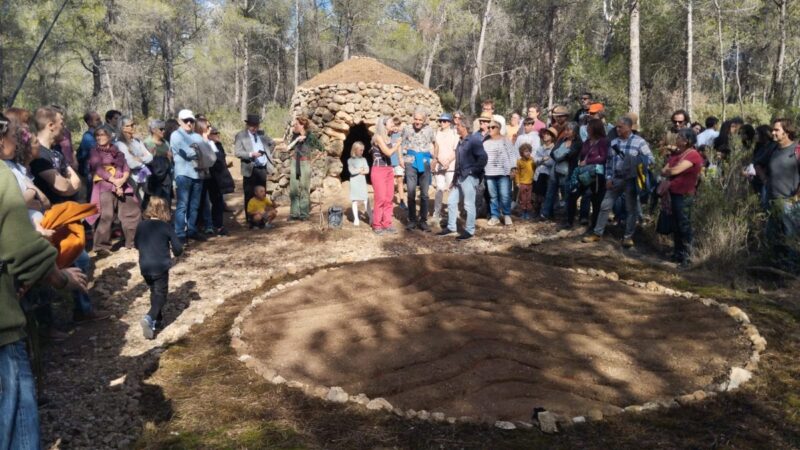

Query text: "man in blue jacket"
[438, 114, 488, 240]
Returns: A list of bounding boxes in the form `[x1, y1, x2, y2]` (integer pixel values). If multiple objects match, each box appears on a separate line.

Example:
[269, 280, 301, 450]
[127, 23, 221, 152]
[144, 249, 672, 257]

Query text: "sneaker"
[487, 217, 500, 226]
[373, 228, 385, 236]
[384, 226, 398, 234]
[521, 212, 531, 220]
[405, 221, 417, 231]
[432, 213, 441, 223]
[559, 223, 573, 230]
[74, 309, 111, 323]
[456, 231, 474, 241]
[204, 228, 215, 236]
[264, 223, 275, 230]
[180, 237, 189, 246]
[353, 221, 360, 227]
[503, 216, 513, 226]
[622, 238, 635, 248]
[418, 222, 431, 232]
[437, 229, 456, 237]
[579, 218, 589, 226]
[140, 315, 155, 340]
[582, 234, 601, 243]
[215, 227, 229, 236]
[189, 232, 207, 242]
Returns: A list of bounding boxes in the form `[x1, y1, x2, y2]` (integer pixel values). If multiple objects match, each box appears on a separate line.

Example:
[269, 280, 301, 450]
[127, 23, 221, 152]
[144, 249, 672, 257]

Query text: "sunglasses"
[581, 97, 591, 101]
[488, 126, 499, 130]
[438, 120, 450, 123]
[673, 120, 685, 125]
[183, 119, 195, 124]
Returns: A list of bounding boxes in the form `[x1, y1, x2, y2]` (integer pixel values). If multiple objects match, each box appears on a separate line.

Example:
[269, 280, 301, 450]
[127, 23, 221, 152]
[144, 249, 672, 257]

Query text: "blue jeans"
[0, 341, 40, 450]
[72, 250, 92, 314]
[542, 172, 566, 218]
[447, 175, 479, 235]
[485, 175, 512, 219]
[174, 175, 203, 238]
[405, 162, 431, 223]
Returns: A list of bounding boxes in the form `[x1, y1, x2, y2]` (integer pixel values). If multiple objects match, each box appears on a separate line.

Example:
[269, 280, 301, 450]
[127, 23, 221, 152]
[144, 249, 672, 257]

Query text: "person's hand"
[250, 151, 260, 158]
[297, 135, 306, 143]
[35, 223, 55, 239]
[578, 160, 586, 167]
[62, 267, 88, 293]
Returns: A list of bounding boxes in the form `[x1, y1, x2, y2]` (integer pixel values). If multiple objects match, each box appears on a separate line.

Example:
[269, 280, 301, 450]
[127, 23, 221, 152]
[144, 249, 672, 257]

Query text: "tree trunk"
[161, 39, 175, 117]
[628, 0, 641, 117]
[547, 49, 559, 111]
[294, 0, 300, 90]
[735, 34, 744, 116]
[105, 56, 116, 109]
[714, 0, 726, 120]
[6, 0, 70, 108]
[233, 42, 240, 108]
[770, 0, 787, 102]
[240, 36, 249, 120]
[423, 1, 447, 89]
[685, 0, 693, 119]
[470, 0, 492, 114]
[89, 51, 103, 109]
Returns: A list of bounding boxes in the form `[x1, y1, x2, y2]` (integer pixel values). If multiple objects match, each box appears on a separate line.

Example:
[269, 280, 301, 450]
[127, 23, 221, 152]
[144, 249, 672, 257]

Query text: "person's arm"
[89, 149, 112, 181]
[37, 167, 81, 196]
[662, 159, 694, 177]
[0, 164, 61, 294]
[168, 225, 184, 257]
[137, 140, 153, 164]
[43, 266, 88, 293]
[234, 132, 252, 161]
[374, 135, 395, 157]
[472, 137, 488, 169]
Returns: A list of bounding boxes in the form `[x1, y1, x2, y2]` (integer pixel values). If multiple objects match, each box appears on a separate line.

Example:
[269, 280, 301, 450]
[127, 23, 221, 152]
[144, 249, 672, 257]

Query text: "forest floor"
[37, 182, 800, 450]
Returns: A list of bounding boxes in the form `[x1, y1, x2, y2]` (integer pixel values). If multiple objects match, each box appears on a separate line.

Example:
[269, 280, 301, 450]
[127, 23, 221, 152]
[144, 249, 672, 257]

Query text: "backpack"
[327, 206, 344, 229]
[191, 141, 218, 171]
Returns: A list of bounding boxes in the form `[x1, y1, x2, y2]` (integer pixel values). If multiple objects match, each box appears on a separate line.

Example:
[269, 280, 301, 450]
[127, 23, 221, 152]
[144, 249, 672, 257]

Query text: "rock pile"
[274, 57, 443, 202]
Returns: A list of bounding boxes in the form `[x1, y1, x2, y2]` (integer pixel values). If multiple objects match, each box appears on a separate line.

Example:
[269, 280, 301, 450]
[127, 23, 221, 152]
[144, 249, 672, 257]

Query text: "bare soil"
[300, 57, 425, 89]
[242, 254, 750, 422]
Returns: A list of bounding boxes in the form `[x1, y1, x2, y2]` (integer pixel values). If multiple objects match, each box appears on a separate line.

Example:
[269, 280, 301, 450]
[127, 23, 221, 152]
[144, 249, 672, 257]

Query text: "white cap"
[177, 109, 195, 121]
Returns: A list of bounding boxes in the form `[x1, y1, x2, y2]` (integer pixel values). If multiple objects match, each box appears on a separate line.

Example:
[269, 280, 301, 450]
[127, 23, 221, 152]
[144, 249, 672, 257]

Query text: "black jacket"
[454, 132, 488, 182]
[210, 142, 236, 194]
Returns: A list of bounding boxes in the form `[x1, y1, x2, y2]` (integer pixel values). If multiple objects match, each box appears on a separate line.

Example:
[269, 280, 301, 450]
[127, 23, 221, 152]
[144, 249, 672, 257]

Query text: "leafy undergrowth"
[135, 251, 800, 449]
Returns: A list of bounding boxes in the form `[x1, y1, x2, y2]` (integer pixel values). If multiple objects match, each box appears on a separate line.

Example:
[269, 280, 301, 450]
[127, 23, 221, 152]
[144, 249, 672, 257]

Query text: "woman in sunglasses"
[483, 120, 516, 226]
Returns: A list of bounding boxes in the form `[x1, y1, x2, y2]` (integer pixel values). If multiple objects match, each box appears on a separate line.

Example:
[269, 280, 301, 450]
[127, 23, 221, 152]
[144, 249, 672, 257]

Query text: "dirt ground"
[241, 254, 750, 422]
[35, 179, 800, 449]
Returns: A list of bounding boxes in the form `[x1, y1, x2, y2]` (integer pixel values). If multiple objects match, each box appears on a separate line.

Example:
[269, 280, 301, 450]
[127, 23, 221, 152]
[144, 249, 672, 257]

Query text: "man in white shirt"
[696, 116, 720, 148]
[234, 114, 275, 221]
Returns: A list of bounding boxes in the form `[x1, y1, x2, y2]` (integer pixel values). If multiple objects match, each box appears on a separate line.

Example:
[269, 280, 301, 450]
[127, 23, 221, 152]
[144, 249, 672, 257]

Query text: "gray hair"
[618, 116, 634, 128]
[457, 114, 473, 130]
[412, 108, 429, 120]
[118, 116, 135, 144]
[565, 121, 580, 135]
[148, 119, 165, 133]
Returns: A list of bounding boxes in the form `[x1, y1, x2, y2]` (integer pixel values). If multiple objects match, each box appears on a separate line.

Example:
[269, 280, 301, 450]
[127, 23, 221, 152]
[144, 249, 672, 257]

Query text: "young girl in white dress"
[348, 141, 370, 226]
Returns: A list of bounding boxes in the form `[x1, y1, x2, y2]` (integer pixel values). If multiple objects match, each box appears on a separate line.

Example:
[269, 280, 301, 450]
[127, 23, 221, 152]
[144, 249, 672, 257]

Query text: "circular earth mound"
[241, 255, 750, 422]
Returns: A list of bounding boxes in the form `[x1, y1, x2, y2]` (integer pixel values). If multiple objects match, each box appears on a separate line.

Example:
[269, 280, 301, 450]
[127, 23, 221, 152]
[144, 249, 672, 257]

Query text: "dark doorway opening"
[340, 122, 373, 183]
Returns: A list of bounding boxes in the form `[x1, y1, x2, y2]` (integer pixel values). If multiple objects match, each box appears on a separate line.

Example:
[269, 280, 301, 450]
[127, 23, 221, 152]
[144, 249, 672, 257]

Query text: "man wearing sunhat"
[432, 112, 459, 223]
[234, 114, 275, 222]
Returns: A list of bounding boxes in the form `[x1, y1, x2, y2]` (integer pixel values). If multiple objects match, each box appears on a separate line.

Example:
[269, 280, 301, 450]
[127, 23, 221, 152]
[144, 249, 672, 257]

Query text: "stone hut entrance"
[340, 122, 373, 182]
[285, 56, 443, 201]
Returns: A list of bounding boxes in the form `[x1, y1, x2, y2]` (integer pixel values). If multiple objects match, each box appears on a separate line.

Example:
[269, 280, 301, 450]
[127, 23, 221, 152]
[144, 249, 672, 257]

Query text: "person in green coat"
[0, 114, 88, 449]
[285, 116, 325, 220]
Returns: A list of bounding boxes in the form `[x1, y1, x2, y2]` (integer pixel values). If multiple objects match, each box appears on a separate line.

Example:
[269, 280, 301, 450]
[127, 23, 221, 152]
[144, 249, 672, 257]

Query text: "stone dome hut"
[274, 57, 442, 203]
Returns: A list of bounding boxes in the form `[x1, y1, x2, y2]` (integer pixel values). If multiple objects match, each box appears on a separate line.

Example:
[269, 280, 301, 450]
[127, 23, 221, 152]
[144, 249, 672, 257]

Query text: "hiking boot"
[437, 229, 456, 237]
[74, 308, 111, 323]
[405, 221, 417, 231]
[503, 216, 513, 226]
[373, 228, 385, 236]
[582, 234, 601, 243]
[456, 231, 474, 241]
[418, 222, 431, 232]
[622, 238, 635, 248]
[384, 226, 398, 234]
[579, 218, 589, 226]
[140, 315, 155, 340]
[42, 328, 69, 342]
[487, 217, 500, 226]
[189, 232, 207, 242]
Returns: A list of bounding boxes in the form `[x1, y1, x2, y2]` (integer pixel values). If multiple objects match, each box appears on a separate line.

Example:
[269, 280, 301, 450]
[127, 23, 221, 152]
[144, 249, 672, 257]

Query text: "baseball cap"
[177, 109, 196, 121]
[438, 113, 453, 122]
[588, 103, 605, 114]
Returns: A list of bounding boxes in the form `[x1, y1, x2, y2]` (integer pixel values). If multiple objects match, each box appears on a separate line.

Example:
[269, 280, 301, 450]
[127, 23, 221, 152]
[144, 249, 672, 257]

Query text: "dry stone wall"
[268, 82, 442, 203]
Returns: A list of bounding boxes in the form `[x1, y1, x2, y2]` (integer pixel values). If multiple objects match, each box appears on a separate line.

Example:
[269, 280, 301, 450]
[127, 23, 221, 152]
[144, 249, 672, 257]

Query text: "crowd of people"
[348, 96, 798, 270]
[1, 91, 799, 447]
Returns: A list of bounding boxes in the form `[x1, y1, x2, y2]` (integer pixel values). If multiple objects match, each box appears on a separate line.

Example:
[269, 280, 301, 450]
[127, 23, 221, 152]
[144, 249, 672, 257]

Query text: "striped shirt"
[483, 138, 516, 177]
